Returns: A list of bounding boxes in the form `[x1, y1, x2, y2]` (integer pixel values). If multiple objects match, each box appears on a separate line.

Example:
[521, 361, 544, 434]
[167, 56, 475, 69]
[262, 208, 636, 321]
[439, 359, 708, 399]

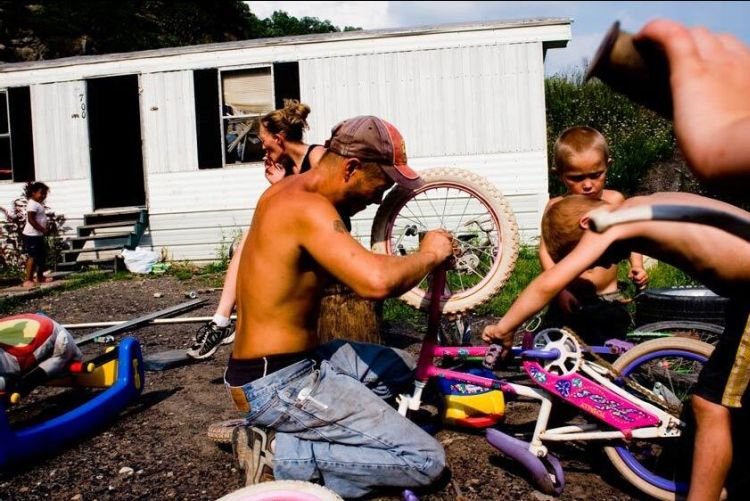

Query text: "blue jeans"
[225, 340, 446, 498]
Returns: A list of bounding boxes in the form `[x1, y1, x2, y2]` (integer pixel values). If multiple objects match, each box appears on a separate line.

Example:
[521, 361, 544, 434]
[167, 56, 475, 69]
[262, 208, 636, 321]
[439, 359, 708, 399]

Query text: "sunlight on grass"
[382, 246, 700, 324]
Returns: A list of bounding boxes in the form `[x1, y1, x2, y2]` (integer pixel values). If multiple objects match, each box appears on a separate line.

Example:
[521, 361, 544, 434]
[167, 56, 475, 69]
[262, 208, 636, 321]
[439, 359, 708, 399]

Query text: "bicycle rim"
[603, 337, 713, 500]
[371, 168, 519, 315]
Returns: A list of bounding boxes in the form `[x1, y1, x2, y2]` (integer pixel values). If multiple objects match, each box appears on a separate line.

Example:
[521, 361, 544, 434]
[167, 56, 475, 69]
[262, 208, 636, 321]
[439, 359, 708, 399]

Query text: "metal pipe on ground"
[65, 314, 236, 330]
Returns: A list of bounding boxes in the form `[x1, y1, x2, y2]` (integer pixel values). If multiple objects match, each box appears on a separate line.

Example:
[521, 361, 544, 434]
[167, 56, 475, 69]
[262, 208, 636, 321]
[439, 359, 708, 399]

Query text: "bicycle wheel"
[217, 480, 343, 500]
[630, 320, 724, 345]
[371, 168, 519, 315]
[603, 337, 713, 501]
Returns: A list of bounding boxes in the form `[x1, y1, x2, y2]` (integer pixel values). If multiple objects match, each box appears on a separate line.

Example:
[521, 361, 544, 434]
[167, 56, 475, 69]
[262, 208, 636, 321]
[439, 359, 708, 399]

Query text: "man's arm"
[636, 20, 750, 183]
[299, 202, 453, 299]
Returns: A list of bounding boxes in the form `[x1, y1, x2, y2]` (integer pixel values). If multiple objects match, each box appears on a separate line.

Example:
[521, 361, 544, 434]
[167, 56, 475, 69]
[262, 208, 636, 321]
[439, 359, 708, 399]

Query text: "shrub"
[545, 70, 675, 197]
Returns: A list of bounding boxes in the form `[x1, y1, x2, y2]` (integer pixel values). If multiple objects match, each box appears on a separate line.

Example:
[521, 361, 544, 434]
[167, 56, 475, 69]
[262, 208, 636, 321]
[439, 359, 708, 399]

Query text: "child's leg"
[23, 256, 35, 287]
[688, 395, 732, 501]
[35, 240, 48, 282]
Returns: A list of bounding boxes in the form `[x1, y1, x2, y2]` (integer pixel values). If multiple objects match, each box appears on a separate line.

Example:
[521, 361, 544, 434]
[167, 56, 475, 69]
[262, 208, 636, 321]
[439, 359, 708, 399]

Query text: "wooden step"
[78, 221, 137, 231]
[67, 232, 132, 243]
[60, 244, 123, 255]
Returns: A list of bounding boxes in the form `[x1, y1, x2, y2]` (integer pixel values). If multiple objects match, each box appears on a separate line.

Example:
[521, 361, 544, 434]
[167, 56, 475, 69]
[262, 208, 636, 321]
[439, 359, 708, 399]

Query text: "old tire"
[604, 337, 714, 500]
[371, 168, 519, 315]
[635, 287, 729, 327]
[630, 320, 724, 345]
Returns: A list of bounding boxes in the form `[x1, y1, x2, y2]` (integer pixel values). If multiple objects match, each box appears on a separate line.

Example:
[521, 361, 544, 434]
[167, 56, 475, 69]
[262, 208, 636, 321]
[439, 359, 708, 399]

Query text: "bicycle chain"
[563, 327, 683, 416]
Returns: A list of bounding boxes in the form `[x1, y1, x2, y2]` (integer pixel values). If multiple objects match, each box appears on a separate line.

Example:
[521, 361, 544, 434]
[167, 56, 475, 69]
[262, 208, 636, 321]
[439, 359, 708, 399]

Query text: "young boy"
[538, 127, 648, 344]
[483, 192, 750, 500]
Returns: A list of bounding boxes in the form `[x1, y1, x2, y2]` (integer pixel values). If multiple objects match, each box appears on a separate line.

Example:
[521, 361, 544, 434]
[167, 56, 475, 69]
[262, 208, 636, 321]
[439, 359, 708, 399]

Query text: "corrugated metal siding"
[30, 81, 90, 181]
[0, 22, 568, 264]
[140, 71, 199, 174]
[302, 42, 546, 158]
[144, 167, 265, 261]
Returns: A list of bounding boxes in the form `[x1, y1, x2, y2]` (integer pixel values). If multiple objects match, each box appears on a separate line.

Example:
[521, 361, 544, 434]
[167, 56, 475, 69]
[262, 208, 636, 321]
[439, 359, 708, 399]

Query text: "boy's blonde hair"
[261, 99, 311, 142]
[553, 126, 611, 174]
[542, 195, 608, 262]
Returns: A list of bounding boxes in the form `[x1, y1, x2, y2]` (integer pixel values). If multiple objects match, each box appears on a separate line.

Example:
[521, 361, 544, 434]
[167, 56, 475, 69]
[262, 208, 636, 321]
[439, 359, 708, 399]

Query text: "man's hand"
[636, 19, 750, 182]
[629, 266, 649, 290]
[419, 229, 454, 264]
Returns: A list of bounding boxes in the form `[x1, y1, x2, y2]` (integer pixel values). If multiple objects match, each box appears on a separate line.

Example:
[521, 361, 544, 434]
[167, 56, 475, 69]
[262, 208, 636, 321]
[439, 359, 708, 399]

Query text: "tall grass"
[382, 247, 699, 325]
[546, 71, 675, 197]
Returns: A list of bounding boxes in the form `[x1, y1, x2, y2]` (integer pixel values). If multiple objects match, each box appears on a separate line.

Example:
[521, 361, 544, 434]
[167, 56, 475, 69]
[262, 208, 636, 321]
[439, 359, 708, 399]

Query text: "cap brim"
[382, 163, 423, 190]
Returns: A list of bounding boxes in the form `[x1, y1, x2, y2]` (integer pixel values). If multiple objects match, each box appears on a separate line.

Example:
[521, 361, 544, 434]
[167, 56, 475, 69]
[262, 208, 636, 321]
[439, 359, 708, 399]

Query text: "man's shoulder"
[261, 183, 336, 221]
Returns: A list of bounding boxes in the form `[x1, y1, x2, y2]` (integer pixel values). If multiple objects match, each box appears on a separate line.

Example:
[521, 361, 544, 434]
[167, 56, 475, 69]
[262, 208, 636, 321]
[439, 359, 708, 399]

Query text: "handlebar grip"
[588, 206, 653, 233]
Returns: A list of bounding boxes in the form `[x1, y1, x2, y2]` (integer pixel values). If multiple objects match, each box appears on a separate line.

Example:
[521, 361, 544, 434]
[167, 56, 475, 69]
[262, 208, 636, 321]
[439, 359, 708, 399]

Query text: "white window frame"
[0, 90, 12, 182]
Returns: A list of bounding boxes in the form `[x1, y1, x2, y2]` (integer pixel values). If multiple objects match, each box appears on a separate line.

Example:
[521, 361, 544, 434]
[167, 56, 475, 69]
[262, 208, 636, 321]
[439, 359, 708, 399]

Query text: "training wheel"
[216, 480, 343, 501]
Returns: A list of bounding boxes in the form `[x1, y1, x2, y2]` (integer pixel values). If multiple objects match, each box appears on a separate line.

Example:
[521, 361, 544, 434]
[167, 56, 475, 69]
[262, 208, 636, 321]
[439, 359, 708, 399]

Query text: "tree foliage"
[0, 1, 358, 62]
[545, 70, 676, 196]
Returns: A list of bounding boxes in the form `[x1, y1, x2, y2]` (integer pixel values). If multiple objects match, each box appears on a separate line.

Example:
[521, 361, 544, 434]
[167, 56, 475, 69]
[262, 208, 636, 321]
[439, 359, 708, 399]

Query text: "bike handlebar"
[588, 204, 750, 242]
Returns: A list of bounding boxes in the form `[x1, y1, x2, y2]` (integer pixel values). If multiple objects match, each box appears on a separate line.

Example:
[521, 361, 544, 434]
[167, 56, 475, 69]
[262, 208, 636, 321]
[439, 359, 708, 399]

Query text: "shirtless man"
[225, 116, 453, 498]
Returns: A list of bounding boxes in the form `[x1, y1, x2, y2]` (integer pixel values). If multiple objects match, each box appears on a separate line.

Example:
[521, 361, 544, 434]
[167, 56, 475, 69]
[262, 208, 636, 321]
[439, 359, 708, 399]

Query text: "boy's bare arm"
[538, 237, 555, 271]
[628, 252, 649, 290]
[482, 231, 614, 349]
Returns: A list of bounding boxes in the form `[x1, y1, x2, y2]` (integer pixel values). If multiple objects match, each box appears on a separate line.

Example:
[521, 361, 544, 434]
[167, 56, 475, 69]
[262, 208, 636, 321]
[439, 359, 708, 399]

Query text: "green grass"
[382, 245, 699, 324]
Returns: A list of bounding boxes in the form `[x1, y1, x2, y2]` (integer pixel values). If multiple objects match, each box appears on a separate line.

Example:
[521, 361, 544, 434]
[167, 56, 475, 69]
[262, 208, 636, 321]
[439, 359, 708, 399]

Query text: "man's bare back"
[233, 153, 453, 360]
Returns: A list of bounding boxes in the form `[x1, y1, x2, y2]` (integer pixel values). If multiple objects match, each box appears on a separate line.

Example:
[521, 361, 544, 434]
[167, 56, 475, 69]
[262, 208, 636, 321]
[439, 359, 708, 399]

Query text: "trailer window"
[0, 88, 34, 182]
[194, 63, 300, 170]
[0, 91, 10, 180]
[221, 67, 273, 165]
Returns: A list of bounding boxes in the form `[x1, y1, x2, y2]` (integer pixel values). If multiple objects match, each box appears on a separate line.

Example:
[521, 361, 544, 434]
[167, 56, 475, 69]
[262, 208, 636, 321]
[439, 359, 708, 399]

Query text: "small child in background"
[22, 182, 52, 289]
[538, 127, 648, 344]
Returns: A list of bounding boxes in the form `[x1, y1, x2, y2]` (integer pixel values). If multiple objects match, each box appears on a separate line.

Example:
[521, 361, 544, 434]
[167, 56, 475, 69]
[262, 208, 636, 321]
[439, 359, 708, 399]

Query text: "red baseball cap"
[325, 116, 423, 190]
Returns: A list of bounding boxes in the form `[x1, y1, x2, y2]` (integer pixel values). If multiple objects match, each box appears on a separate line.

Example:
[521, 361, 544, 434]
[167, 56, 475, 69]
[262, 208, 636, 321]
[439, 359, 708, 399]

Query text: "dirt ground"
[0, 274, 647, 501]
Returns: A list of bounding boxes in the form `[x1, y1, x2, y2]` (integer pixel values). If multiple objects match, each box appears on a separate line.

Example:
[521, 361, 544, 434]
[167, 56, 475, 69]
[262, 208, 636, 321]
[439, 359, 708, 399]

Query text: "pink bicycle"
[372, 172, 715, 500]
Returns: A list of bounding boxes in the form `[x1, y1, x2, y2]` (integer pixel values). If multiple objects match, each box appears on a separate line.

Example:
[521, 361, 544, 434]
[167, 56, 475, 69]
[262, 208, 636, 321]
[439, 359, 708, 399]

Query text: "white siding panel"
[146, 166, 267, 214]
[140, 71, 199, 174]
[302, 42, 546, 161]
[30, 81, 90, 181]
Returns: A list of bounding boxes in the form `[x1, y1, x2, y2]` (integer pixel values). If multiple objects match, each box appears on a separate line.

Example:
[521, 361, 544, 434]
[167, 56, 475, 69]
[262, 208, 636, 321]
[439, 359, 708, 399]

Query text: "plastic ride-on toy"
[0, 313, 144, 467]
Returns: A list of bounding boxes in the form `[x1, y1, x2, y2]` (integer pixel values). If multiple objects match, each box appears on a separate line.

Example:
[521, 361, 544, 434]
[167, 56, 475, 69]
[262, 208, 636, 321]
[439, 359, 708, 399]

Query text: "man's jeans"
[225, 340, 446, 498]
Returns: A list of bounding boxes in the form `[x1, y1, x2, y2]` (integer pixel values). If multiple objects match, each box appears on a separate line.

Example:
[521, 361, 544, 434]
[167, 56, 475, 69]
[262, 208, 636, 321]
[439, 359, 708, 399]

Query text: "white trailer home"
[0, 18, 571, 266]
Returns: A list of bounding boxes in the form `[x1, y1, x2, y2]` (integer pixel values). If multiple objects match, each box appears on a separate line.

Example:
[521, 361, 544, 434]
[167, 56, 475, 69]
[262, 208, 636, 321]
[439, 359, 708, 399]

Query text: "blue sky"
[247, 1, 750, 75]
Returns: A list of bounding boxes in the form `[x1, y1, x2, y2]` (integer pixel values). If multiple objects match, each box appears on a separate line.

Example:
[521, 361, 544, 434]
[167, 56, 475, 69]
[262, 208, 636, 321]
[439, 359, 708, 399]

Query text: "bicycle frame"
[398, 266, 689, 494]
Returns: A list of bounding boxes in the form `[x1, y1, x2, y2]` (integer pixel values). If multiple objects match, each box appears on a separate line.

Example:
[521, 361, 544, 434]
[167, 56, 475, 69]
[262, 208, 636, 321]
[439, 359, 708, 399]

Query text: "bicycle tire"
[630, 320, 724, 345]
[217, 480, 343, 501]
[371, 168, 519, 315]
[603, 337, 713, 501]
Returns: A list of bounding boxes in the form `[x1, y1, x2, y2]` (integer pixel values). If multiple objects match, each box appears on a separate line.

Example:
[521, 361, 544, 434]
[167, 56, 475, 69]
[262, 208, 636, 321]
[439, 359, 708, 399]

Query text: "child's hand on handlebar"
[482, 323, 514, 358]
